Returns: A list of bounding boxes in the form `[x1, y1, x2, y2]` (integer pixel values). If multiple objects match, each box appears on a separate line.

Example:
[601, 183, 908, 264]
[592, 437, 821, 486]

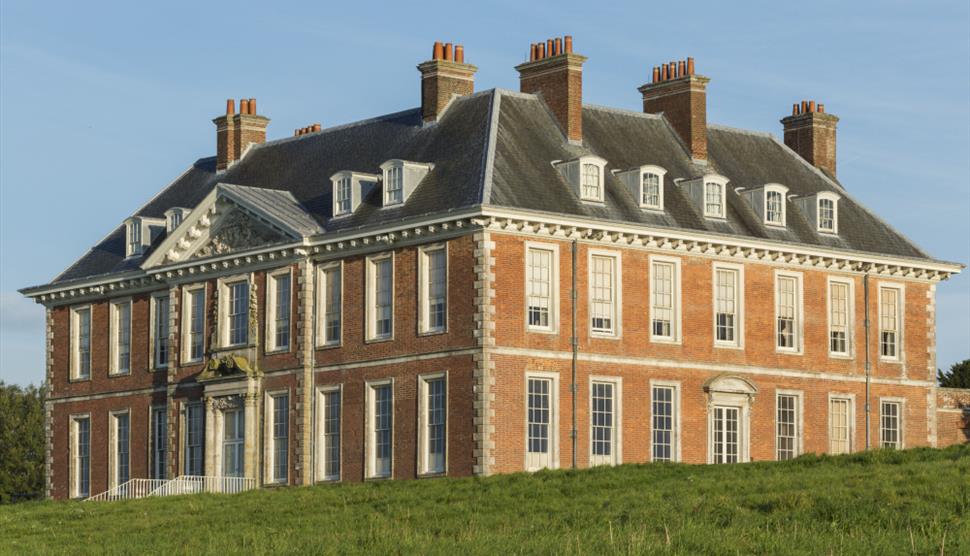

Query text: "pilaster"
[472, 231, 496, 475]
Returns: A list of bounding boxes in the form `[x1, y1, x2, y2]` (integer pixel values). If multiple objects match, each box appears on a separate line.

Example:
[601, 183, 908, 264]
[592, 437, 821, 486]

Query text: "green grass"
[2, 446, 968, 555]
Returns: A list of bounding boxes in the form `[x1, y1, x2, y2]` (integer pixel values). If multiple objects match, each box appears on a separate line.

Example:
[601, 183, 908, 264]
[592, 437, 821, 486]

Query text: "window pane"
[323, 268, 342, 344]
[766, 191, 783, 224]
[426, 378, 446, 473]
[386, 167, 403, 204]
[527, 378, 551, 455]
[274, 275, 291, 349]
[323, 390, 341, 479]
[705, 183, 722, 216]
[273, 394, 289, 482]
[189, 290, 205, 361]
[582, 164, 600, 199]
[117, 303, 131, 373]
[116, 414, 130, 485]
[829, 282, 849, 354]
[185, 404, 204, 475]
[229, 282, 249, 346]
[591, 382, 615, 462]
[373, 385, 393, 477]
[641, 173, 660, 207]
[374, 259, 393, 338]
[76, 418, 90, 497]
[880, 402, 900, 449]
[154, 296, 170, 367]
[652, 386, 674, 461]
[152, 408, 167, 479]
[830, 399, 850, 454]
[776, 395, 797, 460]
[77, 309, 91, 378]
[819, 198, 835, 231]
[715, 269, 737, 343]
[426, 250, 447, 332]
[880, 288, 899, 358]
[776, 276, 796, 349]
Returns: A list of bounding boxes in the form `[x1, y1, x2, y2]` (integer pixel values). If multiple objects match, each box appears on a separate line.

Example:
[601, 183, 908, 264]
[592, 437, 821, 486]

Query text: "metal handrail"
[84, 478, 168, 502]
[86, 475, 256, 501]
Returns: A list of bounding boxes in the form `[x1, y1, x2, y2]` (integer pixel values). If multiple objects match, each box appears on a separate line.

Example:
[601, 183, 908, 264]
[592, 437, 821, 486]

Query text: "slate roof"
[46, 88, 940, 287]
[217, 183, 324, 237]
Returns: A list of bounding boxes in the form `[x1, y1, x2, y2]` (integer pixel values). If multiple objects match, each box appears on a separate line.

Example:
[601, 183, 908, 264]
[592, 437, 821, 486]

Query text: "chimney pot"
[652, 66, 660, 83]
[677, 60, 685, 78]
[248, 98, 256, 114]
[443, 43, 453, 61]
[661, 64, 668, 81]
[313, 123, 321, 132]
[554, 37, 562, 56]
[801, 100, 809, 113]
[239, 99, 249, 115]
[226, 99, 235, 115]
[808, 100, 816, 112]
[419, 39, 477, 122]
[668, 62, 676, 79]
[564, 35, 573, 53]
[538, 42, 545, 59]
[433, 41, 443, 60]
[792, 103, 799, 115]
[818, 104, 824, 113]
[455, 44, 464, 63]
[687, 57, 695, 75]
[640, 57, 710, 160]
[546, 39, 554, 57]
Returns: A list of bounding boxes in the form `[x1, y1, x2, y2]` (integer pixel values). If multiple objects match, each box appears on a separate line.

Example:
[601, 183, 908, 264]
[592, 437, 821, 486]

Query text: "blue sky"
[1, 0, 968, 385]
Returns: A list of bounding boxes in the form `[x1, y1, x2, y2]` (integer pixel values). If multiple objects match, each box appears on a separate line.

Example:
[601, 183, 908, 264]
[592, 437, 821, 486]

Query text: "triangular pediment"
[142, 184, 318, 268]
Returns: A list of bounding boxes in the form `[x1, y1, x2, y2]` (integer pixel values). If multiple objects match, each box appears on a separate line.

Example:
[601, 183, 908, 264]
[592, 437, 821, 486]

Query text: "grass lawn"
[2, 445, 968, 555]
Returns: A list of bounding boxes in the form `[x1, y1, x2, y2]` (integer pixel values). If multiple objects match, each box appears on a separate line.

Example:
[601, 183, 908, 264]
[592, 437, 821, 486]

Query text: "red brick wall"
[518, 55, 584, 142]
[937, 388, 970, 447]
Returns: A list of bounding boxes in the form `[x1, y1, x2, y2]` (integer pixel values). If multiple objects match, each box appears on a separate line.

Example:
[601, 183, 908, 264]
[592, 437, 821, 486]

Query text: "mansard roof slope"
[42, 88, 946, 288]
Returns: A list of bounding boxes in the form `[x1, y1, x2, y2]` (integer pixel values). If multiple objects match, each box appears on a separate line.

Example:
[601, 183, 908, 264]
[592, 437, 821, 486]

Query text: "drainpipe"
[570, 238, 578, 469]
[863, 269, 872, 450]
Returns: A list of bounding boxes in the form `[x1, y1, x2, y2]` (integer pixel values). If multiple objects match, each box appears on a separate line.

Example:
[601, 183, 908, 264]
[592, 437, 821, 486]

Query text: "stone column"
[244, 392, 258, 480]
[295, 258, 315, 485]
[204, 397, 215, 476]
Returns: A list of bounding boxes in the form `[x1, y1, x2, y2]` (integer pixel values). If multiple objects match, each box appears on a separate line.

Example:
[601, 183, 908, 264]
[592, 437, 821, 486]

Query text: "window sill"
[68, 377, 92, 384]
[590, 332, 621, 341]
[765, 222, 787, 229]
[580, 198, 606, 205]
[315, 342, 342, 351]
[108, 371, 131, 378]
[417, 329, 447, 337]
[364, 474, 393, 482]
[879, 358, 903, 365]
[365, 336, 394, 345]
[417, 470, 447, 479]
[775, 349, 803, 356]
[650, 337, 681, 345]
[828, 353, 854, 360]
[182, 358, 205, 366]
[264, 347, 292, 356]
[316, 477, 341, 484]
[639, 205, 664, 212]
[713, 343, 743, 350]
[526, 327, 559, 335]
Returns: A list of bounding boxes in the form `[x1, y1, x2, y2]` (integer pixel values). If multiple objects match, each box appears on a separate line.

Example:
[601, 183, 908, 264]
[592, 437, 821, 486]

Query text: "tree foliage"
[937, 359, 970, 389]
[0, 382, 45, 503]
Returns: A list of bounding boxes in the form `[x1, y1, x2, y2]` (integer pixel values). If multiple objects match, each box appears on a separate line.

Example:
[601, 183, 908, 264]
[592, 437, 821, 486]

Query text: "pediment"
[704, 374, 758, 396]
[142, 184, 304, 268]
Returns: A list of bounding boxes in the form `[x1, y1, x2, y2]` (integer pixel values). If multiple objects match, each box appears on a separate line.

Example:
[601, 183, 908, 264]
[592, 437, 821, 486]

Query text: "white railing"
[86, 475, 256, 502]
[149, 475, 256, 497]
[85, 478, 168, 502]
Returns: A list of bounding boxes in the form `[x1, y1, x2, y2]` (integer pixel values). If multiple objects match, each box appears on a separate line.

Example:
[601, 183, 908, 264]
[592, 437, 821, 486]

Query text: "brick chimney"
[638, 58, 710, 161]
[213, 98, 270, 172]
[515, 35, 587, 143]
[781, 100, 839, 178]
[417, 41, 477, 123]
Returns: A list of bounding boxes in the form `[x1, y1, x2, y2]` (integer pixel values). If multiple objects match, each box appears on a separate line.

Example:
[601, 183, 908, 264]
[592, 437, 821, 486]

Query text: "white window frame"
[265, 268, 293, 353]
[333, 175, 353, 216]
[712, 263, 744, 349]
[828, 394, 855, 455]
[774, 270, 804, 354]
[108, 409, 131, 489]
[649, 380, 681, 462]
[366, 253, 395, 342]
[418, 244, 449, 335]
[69, 413, 91, 499]
[524, 242, 560, 334]
[879, 397, 905, 449]
[126, 218, 143, 258]
[383, 164, 404, 206]
[580, 161, 605, 202]
[639, 165, 667, 210]
[315, 261, 343, 347]
[151, 405, 168, 480]
[108, 298, 132, 376]
[588, 249, 621, 338]
[878, 282, 904, 363]
[150, 292, 171, 370]
[816, 191, 840, 234]
[217, 274, 253, 348]
[524, 371, 560, 472]
[181, 284, 206, 364]
[649, 255, 681, 344]
[315, 385, 342, 482]
[70, 305, 93, 381]
[827, 277, 854, 358]
[588, 376, 622, 467]
[775, 389, 803, 461]
[417, 372, 448, 476]
[181, 401, 205, 476]
[365, 379, 394, 479]
[763, 184, 789, 227]
[703, 175, 729, 218]
[263, 389, 290, 485]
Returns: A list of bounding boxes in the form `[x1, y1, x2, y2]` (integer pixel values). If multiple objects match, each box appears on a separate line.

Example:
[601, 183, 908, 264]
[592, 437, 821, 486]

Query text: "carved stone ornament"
[198, 354, 259, 382]
[194, 208, 285, 259]
[210, 395, 244, 411]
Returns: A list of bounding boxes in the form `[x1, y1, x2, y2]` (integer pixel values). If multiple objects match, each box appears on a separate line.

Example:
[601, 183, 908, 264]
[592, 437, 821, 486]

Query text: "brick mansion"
[20, 36, 967, 500]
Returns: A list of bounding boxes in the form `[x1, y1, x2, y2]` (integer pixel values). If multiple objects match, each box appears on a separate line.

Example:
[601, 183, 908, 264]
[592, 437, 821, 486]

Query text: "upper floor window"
[165, 208, 189, 233]
[828, 279, 852, 356]
[880, 400, 902, 449]
[764, 185, 789, 226]
[335, 177, 352, 215]
[704, 182, 725, 217]
[526, 244, 558, 332]
[219, 278, 251, 347]
[775, 272, 803, 353]
[267, 270, 292, 352]
[418, 374, 447, 475]
[110, 300, 132, 375]
[879, 285, 902, 361]
[71, 306, 92, 380]
[316, 263, 342, 347]
[418, 246, 447, 334]
[581, 164, 601, 201]
[379, 160, 432, 207]
[152, 294, 170, 369]
[589, 252, 619, 336]
[127, 220, 143, 257]
[650, 257, 680, 343]
[182, 287, 206, 363]
[817, 192, 840, 234]
[615, 164, 666, 210]
[713, 265, 741, 347]
[366, 254, 394, 341]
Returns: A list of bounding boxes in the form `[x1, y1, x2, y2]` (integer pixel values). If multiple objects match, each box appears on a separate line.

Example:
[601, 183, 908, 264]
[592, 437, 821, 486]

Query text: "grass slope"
[2, 446, 968, 555]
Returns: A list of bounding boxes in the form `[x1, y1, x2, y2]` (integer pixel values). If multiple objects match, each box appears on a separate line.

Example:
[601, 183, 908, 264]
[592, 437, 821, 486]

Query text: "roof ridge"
[257, 106, 423, 149]
[479, 89, 503, 204]
[708, 123, 774, 138]
[582, 103, 664, 120]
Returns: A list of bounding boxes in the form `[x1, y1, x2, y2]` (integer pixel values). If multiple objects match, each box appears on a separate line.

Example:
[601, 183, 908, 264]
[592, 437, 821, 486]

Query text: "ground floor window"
[526, 374, 558, 471]
[776, 393, 799, 461]
[152, 406, 167, 479]
[880, 401, 902, 449]
[367, 382, 393, 478]
[111, 411, 130, 488]
[268, 393, 289, 484]
[590, 379, 620, 466]
[651, 385, 677, 462]
[317, 387, 341, 481]
[223, 408, 245, 477]
[184, 403, 204, 475]
[418, 375, 447, 475]
[72, 416, 91, 498]
[829, 397, 852, 455]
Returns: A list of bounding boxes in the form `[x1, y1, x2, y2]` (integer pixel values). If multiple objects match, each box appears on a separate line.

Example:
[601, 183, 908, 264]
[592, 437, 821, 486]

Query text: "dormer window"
[615, 164, 666, 210]
[331, 171, 379, 217]
[553, 155, 608, 203]
[582, 164, 601, 200]
[165, 208, 190, 233]
[763, 184, 789, 227]
[385, 166, 403, 205]
[817, 193, 839, 233]
[704, 181, 725, 218]
[335, 177, 352, 215]
[127, 220, 142, 257]
[379, 160, 433, 208]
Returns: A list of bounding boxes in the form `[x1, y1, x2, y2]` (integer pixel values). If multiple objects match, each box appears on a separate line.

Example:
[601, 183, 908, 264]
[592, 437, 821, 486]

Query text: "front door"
[712, 405, 740, 464]
[222, 409, 245, 477]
